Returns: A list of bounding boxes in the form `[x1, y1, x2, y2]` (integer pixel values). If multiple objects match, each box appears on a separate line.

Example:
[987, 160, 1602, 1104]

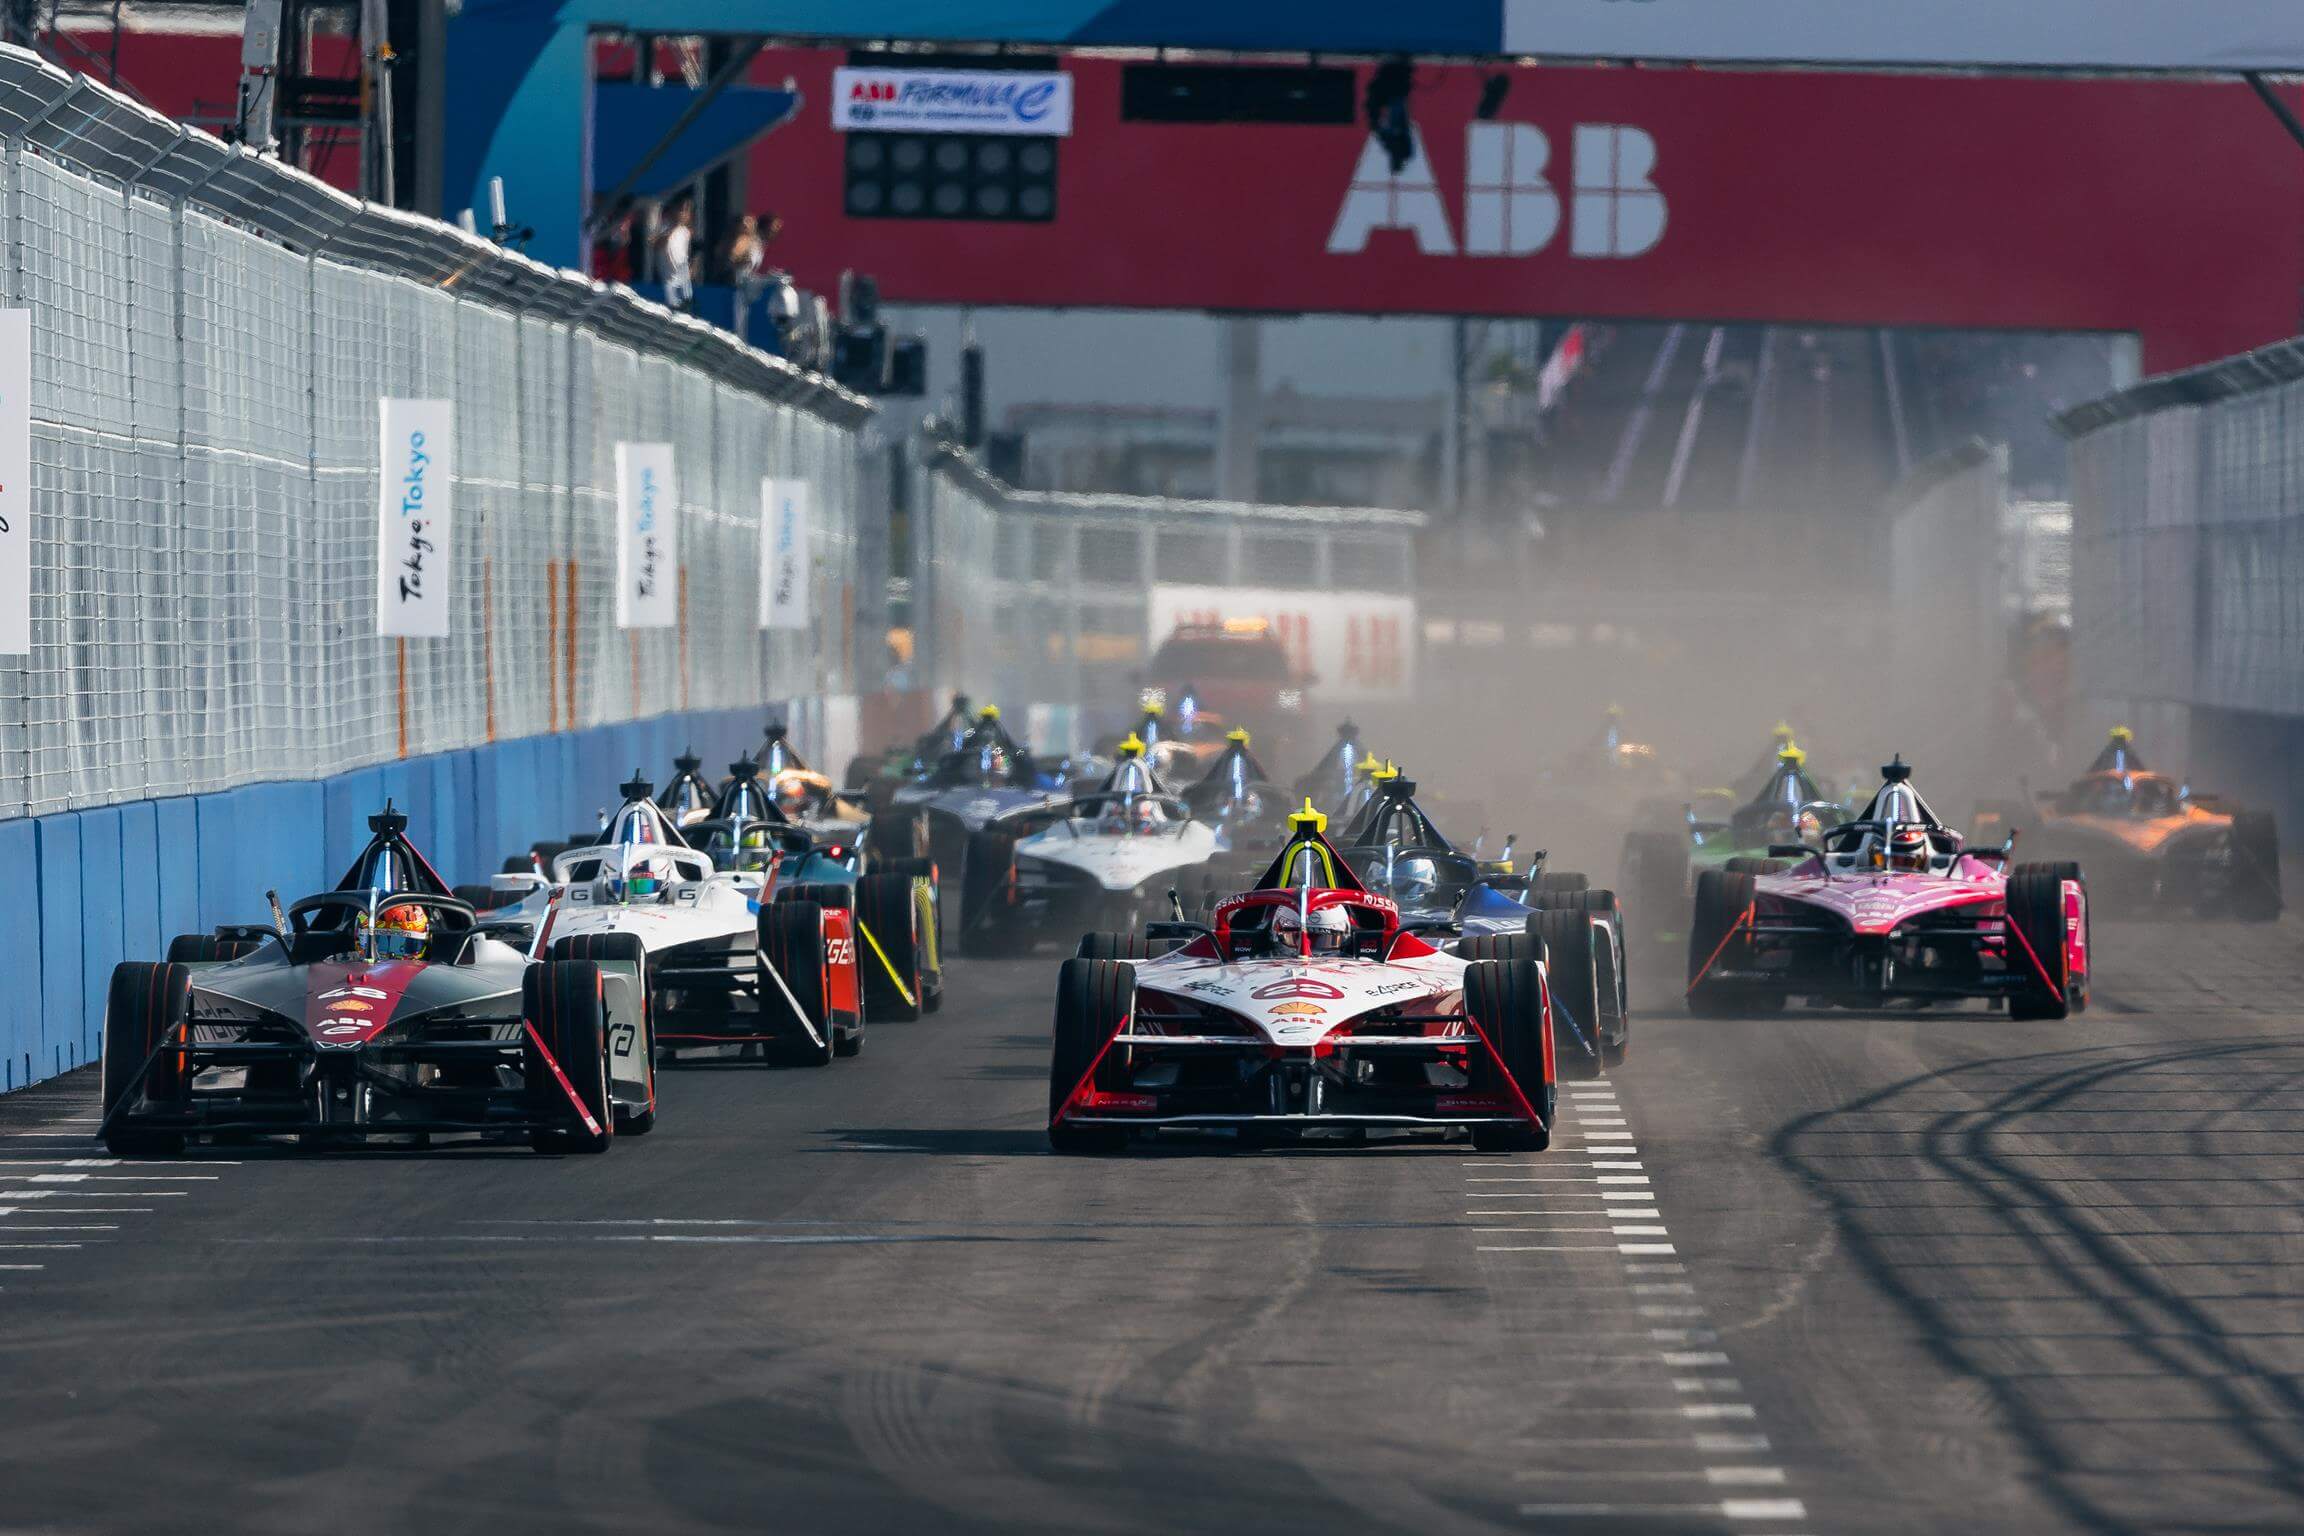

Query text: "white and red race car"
[1685, 758, 2088, 1019]
[1046, 806, 1557, 1153]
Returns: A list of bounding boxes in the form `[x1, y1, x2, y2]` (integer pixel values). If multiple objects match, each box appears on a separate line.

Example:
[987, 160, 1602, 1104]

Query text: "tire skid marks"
[1484, 1085, 1812, 1531]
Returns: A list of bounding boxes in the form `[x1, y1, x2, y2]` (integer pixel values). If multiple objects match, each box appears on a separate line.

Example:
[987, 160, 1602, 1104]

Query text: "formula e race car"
[491, 774, 870, 1063]
[1974, 728, 2281, 922]
[690, 757, 943, 1019]
[1619, 743, 1842, 956]
[1685, 759, 2088, 1019]
[99, 805, 645, 1155]
[964, 735, 1227, 951]
[1045, 804, 1557, 1153]
[1340, 766, 1627, 1075]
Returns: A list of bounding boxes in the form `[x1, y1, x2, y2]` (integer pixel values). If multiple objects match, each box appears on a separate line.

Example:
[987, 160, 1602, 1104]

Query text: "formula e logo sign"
[833, 68, 1074, 137]
[376, 398, 453, 638]
[1329, 123, 1665, 259]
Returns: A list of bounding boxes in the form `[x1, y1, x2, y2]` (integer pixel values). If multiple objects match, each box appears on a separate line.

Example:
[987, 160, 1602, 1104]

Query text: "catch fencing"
[0, 47, 873, 823]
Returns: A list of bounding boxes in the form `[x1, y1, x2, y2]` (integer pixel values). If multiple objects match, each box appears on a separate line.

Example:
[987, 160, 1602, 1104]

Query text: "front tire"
[102, 961, 192, 1156]
[758, 900, 835, 1066]
[524, 960, 614, 1154]
[1530, 908, 1605, 1079]
[2006, 862, 2080, 1021]
[1048, 957, 1134, 1154]
[856, 872, 926, 1021]
[550, 932, 655, 1135]
[1464, 957, 1554, 1152]
[1687, 869, 1771, 1017]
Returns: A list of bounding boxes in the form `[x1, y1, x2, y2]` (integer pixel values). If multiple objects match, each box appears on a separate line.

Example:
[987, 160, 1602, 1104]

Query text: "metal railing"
[0, 47, 874, 820]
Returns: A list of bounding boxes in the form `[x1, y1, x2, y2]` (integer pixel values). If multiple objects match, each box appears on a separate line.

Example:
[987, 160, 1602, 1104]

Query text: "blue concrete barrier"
[2, 704, 764, 1096]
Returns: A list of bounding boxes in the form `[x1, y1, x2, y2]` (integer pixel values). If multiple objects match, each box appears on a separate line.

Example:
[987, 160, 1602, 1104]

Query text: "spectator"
[591, 195, 639, 284]
[719, 213, 761, 287]
[656, 198, 695, 312]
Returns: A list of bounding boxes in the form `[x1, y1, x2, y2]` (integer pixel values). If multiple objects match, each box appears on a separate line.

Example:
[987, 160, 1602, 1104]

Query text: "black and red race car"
[98, 805, 646, 1155]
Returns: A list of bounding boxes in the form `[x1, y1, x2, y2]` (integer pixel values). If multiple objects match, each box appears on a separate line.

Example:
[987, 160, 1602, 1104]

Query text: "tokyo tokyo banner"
[615, 442, 679, 629]
[759, 477, 812, 631]
[376, 398, 454, 638]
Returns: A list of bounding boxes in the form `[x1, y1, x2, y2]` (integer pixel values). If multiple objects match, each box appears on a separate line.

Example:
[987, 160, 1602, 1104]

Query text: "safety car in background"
[1685, 758, 2089, 1019]
[1045, 803, 1556, 1153]
[100, 804, 641, 1154]
[1973, 727, 2281, 922]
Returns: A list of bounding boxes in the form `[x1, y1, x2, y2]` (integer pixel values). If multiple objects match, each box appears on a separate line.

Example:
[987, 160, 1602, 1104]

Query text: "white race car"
[1046, 805, 1558, 1153]
[494, 777, 865, 1066]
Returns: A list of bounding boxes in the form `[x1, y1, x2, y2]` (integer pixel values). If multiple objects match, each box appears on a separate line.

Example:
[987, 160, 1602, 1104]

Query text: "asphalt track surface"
[4, 917, 2304, 1535]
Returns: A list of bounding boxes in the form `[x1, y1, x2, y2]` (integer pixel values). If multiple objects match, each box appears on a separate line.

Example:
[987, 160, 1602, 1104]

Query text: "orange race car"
[1974, 728, 2281, 922]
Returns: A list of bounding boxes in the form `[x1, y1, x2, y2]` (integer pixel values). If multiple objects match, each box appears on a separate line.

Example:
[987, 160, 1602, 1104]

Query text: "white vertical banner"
[759, 476, 811, 631]
[375, 398, 454, 638]
[0, 311, 29, 656]
[615, 441, 679, 629]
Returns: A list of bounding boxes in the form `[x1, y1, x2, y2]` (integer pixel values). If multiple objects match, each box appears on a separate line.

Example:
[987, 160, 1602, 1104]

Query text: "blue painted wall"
[0, 706, 772, 1094]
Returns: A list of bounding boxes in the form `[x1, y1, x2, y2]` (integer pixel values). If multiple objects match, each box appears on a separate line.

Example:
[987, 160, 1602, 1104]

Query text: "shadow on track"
[1774, 1035, 2304, 1535]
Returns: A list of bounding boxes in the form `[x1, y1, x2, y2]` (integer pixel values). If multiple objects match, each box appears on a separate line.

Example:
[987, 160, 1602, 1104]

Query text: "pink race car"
[1685, 758, 2088, 1020]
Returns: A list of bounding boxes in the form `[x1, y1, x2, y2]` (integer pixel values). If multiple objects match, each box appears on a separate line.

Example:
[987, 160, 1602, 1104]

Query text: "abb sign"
[755, 52, 2304, 373]
[1330, 124, 1665, 259]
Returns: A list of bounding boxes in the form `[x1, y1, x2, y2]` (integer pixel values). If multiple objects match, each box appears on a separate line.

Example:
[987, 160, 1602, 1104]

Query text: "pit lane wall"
[2057, 340, 2304, 827]
[0, 48, 879, 1091]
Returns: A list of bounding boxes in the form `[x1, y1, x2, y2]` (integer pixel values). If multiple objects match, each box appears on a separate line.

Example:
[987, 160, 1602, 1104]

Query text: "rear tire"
[758, 900, 834, 1066]
[856, 872, 925, 1021]
[1464, 958, 1554, 1152]
[163, 934, 260, 965]
[1530, 909, 1605, 1079]
[101, 961, 191, 1156]
[524, 960, 614, 1154]
[962, 827, 1032, 956]
[1077, 931, 1151, 961]
[1456, 931, 1545, 966]
[2229, 810, 2283, 923]
[1530, 870, 1589, 907]
[2006, 863, 2079, 1021]
[866, 811, 931, 870]
[1048, 957, 1134, 1154]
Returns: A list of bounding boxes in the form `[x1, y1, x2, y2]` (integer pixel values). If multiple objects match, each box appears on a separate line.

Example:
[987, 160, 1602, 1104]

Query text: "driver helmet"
[774, 775, 812, 818]
[1886, 823, 1931, 873]
[358, 901, 429, 961]
[613, 852, 676, 901]
[732, 823, 776, 872]
[1270, 903, 1350, 955]
[1390, 853, 1439, 904]
[979, 746, 1009, 784]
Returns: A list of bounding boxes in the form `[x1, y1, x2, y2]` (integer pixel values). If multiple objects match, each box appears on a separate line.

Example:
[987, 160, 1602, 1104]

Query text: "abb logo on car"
[1329, 122, 1665, 260]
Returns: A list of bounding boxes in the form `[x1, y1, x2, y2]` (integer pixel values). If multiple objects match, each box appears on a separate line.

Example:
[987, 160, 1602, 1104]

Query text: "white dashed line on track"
[1473, 1083, 1808, 1530]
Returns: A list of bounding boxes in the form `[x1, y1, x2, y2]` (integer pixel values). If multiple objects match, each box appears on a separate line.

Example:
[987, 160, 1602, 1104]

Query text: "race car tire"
[1048, 957, 1133, 1154]
[2006, 863, 2079, 1021]
[866, 811, 932, 870]
[452, 883, 516, 913]
[2230, 810, 2283, 923]
[502, 854, 539, 876]
[549, 933, 655, 1135]
[524, 960, 615, 1154]
[164, 933, 262, 964]
[1529, 871, 1590, 907]
[1077, 931, 1151, 961]
[778, 880, 854, 912]
[758, 900, 835, 1066]
[102, 961, 191, 1156]
[1724, 857, 1790, 877]
[1687, 870, 1776, 1017]
[1530, 909, 1606, 1080]
[1456, 931, 1546, 967]
[856, 872, 926, 1022]
[1618, 830, 1691, 945]
[962, 827, 1034, 956]
[1463, 958, 1554, 1153]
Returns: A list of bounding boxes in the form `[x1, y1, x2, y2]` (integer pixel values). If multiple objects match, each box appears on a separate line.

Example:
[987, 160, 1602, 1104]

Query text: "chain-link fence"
[0, 48, 873, 821]
[2059, 343, 2304, 726]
